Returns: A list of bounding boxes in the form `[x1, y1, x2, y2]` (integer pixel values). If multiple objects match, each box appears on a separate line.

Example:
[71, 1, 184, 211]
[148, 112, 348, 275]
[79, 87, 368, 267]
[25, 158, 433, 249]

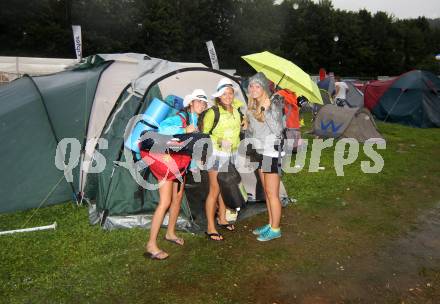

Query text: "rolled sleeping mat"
[124, 97, 172, 153]
[165, 95, 184, 111]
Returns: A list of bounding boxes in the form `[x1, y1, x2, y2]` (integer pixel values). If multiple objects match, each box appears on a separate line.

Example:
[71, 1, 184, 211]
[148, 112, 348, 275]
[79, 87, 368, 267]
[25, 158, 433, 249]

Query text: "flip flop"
[205, 232, 224, 241]
[143, 250, 169, 260]
[164, 236, 184, 246]
[218, 223, 235, 231]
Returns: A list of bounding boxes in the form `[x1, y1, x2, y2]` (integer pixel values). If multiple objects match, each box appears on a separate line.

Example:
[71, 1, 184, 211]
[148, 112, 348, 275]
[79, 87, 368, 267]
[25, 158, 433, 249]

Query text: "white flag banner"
[72, 25, 82, 61]
[206, 40, 219, 70]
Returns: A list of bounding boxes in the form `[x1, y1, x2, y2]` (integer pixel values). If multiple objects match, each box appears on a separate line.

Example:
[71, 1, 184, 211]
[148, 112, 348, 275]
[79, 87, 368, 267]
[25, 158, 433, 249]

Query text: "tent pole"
[0, 222, 57, 235]
[384, 89, 404, 122]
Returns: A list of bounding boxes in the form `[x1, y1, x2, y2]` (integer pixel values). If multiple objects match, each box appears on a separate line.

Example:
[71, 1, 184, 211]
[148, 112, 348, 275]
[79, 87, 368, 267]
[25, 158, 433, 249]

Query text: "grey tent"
[312, 89, 333, 118]
[320, 89, 333, 105]
[312, 104, 383, 142]
[318, 76, 335, 95]
[346, 81, 364, 108]
[0, 53, 291, 232]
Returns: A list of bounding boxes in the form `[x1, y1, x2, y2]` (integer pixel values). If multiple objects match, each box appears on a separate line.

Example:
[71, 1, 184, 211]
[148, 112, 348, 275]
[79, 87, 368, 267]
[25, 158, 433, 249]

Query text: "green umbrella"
[242, 51, 323, 104]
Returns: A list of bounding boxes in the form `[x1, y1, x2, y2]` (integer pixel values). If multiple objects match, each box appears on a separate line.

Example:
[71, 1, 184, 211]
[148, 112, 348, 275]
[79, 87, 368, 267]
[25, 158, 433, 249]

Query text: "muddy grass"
[1, 119, 439, 303]
[242, 199, 440, 304]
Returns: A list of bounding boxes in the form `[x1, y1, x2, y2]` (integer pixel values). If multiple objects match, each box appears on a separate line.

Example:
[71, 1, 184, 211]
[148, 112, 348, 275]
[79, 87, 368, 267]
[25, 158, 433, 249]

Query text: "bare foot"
[164, 233, 184, 246]
[145, 243, 169, 260]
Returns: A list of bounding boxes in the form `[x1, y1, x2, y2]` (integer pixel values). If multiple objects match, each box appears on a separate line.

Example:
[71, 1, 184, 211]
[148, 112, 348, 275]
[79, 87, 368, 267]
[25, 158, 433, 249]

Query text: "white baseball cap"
[212, 77, 236, 98]
[182, 94, 192, 108]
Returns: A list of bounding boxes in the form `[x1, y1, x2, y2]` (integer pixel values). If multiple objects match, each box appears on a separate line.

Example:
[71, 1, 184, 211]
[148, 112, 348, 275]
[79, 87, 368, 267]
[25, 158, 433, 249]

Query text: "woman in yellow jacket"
[202, 78, 242, 241]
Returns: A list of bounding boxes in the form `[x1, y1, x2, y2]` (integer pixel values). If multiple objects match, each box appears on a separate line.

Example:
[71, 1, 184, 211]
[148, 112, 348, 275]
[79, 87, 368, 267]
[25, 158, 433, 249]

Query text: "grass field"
[1, 116, 440, 304]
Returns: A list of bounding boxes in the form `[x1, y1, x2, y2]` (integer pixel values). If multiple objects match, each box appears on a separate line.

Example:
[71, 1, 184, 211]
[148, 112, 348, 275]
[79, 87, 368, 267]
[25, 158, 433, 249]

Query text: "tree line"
[1, 0, 439, 77]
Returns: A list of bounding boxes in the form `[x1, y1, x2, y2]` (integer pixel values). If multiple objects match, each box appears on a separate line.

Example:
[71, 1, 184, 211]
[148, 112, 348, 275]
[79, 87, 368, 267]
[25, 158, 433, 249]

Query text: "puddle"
[386, 202, 440, 271]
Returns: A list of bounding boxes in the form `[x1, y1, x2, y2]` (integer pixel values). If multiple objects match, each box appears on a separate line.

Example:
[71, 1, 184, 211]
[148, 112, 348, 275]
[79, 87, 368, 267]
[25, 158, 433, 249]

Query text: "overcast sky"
[274, 0, 440, 19]
[325, 0, 440, 19]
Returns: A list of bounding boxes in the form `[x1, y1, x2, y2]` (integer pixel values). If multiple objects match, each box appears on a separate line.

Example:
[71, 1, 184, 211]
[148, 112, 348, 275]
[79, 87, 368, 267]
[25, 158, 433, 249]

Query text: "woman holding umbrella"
[246, 72, 284, 241]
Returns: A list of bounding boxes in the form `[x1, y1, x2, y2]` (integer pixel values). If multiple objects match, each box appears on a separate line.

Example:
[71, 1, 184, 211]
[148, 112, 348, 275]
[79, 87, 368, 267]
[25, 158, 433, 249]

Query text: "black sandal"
[218, 223, 235, 231]
[205, 232, 224, 241]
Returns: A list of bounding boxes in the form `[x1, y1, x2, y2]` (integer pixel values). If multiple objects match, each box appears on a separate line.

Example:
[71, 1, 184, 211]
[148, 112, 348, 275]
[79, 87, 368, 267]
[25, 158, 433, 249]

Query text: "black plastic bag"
[217, 163, 247, 210]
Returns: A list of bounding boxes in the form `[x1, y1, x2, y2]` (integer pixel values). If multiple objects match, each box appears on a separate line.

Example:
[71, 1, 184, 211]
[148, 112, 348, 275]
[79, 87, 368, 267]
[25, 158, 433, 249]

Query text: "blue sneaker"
[252, 224, 271, 236]
[257, 228, 281, 241]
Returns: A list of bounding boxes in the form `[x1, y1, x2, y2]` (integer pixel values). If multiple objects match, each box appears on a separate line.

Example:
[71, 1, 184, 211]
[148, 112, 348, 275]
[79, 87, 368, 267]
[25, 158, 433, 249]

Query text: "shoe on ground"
[257, 228, 281, 241]
[252, 224, 271, 236]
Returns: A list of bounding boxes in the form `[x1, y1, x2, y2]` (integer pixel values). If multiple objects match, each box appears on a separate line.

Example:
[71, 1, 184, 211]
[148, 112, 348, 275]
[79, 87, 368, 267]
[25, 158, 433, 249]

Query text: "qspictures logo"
[54, 114, 386, 189]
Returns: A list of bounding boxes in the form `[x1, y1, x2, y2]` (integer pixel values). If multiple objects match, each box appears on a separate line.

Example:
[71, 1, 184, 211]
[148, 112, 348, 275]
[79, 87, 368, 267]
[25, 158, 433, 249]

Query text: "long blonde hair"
[248, 91, 270, 122]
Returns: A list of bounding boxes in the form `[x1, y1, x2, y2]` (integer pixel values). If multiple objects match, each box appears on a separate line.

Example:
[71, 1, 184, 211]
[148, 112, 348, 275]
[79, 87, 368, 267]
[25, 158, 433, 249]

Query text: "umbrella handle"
[276, 73, 286, 88]
[270, 73, 286, 98]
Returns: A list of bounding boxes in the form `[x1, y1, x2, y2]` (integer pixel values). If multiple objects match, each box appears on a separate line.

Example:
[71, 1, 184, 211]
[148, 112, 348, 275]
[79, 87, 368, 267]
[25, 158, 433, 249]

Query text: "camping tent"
[318, 76, 335, 95]
[0, 56, 77, 76]
[312, 104, 383, 142]
[0, 59, 110, 213]
[319, 89, 333, 105]
[90, 65, 290, 230]
[311, 89, 333, 117]
[364, 78, 395, 111]
[345, 81, 364, 108]
[0, 53, 291, 231]
[366, 70, 440, 128]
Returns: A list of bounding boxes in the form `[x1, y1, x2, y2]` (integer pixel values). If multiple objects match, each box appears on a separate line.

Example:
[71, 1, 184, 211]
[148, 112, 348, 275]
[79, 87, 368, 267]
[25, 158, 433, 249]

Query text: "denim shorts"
[205, 152, 236, 172]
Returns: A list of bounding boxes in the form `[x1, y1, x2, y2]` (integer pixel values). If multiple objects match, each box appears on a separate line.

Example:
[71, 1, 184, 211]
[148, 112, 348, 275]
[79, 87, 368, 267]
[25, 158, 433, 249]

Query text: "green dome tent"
[372, 70, 440, 128]
[0, 58, 110, 212]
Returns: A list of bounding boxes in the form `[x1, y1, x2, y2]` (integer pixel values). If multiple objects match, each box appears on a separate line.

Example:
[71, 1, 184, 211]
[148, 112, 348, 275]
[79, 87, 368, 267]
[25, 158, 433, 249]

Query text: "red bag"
[276, 89, 300, 129]
[139, 111, 192, 181]
[140, 150, 191, 181]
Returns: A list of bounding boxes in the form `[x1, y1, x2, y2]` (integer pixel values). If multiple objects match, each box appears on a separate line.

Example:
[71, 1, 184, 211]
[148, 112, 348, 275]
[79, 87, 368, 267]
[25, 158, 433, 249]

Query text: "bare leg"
[217, 194, 227, 223]
[264, 173, 281, 229]
[165, 180, 185, 245]
[146, 180, 173, 257]
[258, 169, 272, 226]
[217, 194, 235, 230]
[205, 170, 223, 240]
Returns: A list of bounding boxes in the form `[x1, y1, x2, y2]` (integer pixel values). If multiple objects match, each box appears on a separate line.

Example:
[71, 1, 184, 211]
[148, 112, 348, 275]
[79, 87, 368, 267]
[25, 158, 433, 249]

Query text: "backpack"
[197, 105, 244, 135]
[275, 89, 303, 152]
[276, 89, 300, 129]
[177, 110, 190, 129]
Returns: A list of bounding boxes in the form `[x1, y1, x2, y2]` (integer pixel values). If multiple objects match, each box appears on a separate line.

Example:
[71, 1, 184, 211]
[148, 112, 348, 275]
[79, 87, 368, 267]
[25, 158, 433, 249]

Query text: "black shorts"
[249, 151, 281, 174]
